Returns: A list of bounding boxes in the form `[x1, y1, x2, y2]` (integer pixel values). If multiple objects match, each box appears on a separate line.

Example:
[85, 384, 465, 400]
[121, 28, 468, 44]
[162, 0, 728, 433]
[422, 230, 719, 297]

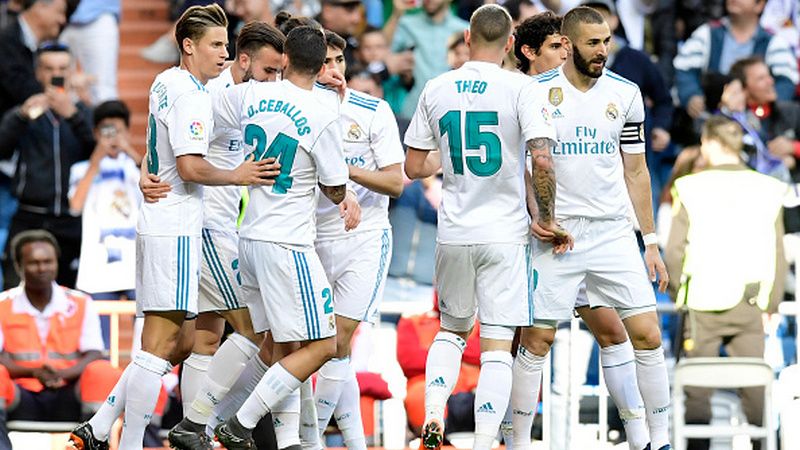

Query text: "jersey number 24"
[439, 111, 501, 177]
[244, 124, 298, 194]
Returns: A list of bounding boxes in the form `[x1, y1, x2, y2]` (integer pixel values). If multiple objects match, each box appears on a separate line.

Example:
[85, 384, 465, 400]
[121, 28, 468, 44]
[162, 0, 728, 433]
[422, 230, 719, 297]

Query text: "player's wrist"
[642, 232, 658, 247]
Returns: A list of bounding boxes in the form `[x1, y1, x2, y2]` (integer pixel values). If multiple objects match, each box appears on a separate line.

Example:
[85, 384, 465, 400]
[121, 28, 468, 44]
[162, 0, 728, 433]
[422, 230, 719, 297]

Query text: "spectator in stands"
[355, 26, 413, 115]
[346, 66, 384, 98]
[0, 43, 95, 290]
[396, 297, 481, 438]
[673, 0, 799, 120]
[0, 230, 121, 447]
[665, 115, 787, 450]
[446, 32, 469, 71]
[318, 0, 363, 66]
[68, 101, 140, 348]
[59, 0, 120, 104]
[0, 0, 68, 282]
[384, 0, 468, 119]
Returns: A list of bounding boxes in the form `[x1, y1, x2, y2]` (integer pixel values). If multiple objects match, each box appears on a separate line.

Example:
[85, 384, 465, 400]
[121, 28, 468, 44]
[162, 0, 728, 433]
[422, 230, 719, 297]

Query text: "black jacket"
[0, 18, 43, 119]
[757, 101, 800, 233]
[0, 104, 94, 216]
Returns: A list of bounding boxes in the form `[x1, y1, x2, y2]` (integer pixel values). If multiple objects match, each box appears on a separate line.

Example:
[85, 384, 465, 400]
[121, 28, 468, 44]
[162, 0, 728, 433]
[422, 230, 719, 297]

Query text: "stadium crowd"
[0, 0, 797, 449]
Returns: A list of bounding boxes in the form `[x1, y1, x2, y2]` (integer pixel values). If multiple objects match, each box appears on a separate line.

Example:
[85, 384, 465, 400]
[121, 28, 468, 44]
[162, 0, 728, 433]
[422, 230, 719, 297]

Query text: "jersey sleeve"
[67, 161, 90, 200]
[621, 87, 646, 154]
[403, 84, 437, 150]
[371, 101, 405, 168]
[312, 120, 350, 187]
[518, 81, 557, 145]
[213, 83, 246, 133]
[167, 90, 213, 157]
[79, 298, 106, 353]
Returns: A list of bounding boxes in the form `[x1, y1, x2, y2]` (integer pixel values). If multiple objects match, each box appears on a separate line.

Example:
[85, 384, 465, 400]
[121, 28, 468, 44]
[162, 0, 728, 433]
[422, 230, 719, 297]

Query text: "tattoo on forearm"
[527, 138, 556, 223]
[319, 183, 346, 204]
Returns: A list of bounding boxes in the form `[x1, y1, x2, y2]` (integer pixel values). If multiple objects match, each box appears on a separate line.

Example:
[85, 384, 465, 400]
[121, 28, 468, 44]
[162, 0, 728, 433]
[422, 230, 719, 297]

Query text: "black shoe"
[68, 422, 109, 450]
[168, 419, 213, 450]
[215, 416, 256, 450]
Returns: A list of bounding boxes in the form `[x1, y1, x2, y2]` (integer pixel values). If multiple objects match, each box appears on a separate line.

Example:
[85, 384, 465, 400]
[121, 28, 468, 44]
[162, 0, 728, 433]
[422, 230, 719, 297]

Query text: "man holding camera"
[0, 43, 95, 291]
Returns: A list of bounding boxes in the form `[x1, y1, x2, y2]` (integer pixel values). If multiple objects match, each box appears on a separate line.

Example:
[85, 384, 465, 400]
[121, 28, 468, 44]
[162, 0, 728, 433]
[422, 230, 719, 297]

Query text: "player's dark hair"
[174, 3, 228, 55]
[561, 6, 605, 41]
[469, 4, 513, 48]
[324, 30, 347, 51]
[237, 21, 285, 57]
[514, 11, 562, 74]
[702, 115, 744, 155]
[275, 10, 322, 36]
[285, 26, 327, 76]
[93, 100, 130, 128]
[11, 229, 60, 270]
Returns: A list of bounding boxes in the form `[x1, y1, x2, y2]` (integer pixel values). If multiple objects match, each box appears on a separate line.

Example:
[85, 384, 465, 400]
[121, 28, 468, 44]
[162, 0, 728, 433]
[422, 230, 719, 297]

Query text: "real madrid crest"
[605, 103, 618, 121]
[347, 123, 363, 140]
[548, 87, 563, 106]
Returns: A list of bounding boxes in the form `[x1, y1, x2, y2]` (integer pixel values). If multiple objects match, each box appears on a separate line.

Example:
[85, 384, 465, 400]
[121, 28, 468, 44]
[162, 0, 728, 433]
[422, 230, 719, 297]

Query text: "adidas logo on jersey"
[477, 402, 496, 414]
[551, 109, 564, 119]
[428, 376, 446, 388]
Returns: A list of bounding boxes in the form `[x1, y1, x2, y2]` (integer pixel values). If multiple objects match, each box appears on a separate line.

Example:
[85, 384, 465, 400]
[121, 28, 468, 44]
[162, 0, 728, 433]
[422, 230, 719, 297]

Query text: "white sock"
[120, 351, 172, 450]
[473, 351, 513, 450]
[600, 342, 649, 450]
[511, 346, 546, 450]
[88, 361, 132, 441]
[209, 353, 269, 432]
[424, 331, 466, 424]
[334, 365, 366, 450]
[187, 334, 258, 425]
[500, 403, 513, 450]
[315, 357, 349, 436]
[236, 363, 302, 429]
[634, 347, 671, 450]
[273, 388, 301, 448]
[181, 353, 212, 417]
[299, 378, 322, 450]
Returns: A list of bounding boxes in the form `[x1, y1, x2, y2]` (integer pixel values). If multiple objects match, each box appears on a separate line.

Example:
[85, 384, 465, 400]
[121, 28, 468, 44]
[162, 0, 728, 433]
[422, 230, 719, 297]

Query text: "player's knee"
[439, 312, 474, 341]
[520, 325, 555, 356]
[170, 332, 196, 365]
[629, 326, 662, 350]
[593, 322, 629, 348]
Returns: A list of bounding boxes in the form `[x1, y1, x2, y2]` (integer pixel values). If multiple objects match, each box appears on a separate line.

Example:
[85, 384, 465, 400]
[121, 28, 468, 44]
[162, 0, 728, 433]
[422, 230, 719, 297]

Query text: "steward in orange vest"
[0, 230, 120, 448]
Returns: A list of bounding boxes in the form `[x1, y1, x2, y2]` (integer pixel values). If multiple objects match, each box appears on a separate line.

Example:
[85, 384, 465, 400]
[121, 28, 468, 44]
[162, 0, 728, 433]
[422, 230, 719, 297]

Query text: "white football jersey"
[139, 67, 212, 237]
[203, 67, 243, 232]
[214, 79, 349, 247]
[536, 66, 646, 220]
[404, 61, 556, 245]
[316, 89, 405, 240]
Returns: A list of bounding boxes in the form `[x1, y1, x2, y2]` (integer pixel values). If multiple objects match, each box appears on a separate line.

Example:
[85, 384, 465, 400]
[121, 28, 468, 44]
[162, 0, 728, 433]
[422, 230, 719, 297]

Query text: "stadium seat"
[778, 364, 800, 449]
[672, 357, 776, 450]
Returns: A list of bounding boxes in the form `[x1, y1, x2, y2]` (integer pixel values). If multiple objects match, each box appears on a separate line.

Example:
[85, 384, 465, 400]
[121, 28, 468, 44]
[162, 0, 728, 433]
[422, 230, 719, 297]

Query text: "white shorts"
[136, 234, 201, 317]
[239, 238, 336, 343]
[315, 229, 391, 324]
[199, 228, 244, 313]
[532, 217, 656, 322]
[435, 242, 534, 328]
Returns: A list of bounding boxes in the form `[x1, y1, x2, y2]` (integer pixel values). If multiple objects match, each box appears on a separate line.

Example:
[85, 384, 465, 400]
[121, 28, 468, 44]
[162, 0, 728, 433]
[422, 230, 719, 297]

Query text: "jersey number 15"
[439, 110, 501, 177]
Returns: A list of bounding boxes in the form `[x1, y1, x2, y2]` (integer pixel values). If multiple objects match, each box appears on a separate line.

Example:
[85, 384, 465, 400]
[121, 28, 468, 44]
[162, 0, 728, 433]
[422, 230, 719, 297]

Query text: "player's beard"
[573, 47, 605, 78]
[242, 66, 254, 83]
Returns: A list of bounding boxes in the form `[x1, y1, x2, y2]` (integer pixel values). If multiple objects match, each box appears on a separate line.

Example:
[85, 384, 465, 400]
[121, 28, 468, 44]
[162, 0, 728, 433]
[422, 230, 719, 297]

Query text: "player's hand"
[533, 220, 574, 254]
[340, 190, 361, 231]
[140, 172, 171, 203]
[233, 154, 280, 186]
[318, 68, 347, 99]
[644, 245, 668, 292]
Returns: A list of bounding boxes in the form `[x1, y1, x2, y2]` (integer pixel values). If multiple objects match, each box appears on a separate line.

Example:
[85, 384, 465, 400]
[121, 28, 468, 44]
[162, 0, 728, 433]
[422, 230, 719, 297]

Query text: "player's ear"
[464, 29, 471, 48]
[182, 37, 194, 56]
[504, 34, 515, 54]
[317, 62, 328, 79]
[281, 53, 289, 71]
[521, 44, 536, 63]
[561, 35, 572, 54]
[237, 52, 250, 71]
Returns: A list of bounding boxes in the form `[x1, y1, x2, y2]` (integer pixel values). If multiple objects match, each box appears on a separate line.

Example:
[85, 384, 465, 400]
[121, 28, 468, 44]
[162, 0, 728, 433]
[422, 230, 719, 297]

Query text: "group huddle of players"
[68, 3, 673, 450]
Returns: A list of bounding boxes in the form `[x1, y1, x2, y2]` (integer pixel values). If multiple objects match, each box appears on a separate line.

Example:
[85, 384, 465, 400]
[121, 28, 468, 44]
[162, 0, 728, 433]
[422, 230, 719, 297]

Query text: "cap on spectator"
[581, 0, 616, 15]
[322, 0, 362, 6]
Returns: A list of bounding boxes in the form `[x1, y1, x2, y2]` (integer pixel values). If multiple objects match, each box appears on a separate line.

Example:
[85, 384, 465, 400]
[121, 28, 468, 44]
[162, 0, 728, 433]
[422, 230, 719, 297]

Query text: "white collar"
[11, 282, 70, 318]
[18, 16, 38, 53]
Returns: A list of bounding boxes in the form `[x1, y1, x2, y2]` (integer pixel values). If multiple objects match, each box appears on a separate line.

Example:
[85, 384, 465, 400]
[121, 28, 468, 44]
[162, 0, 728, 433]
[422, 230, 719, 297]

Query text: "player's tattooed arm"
[528, 137, 556, 223]
[319, 183, 346, 204]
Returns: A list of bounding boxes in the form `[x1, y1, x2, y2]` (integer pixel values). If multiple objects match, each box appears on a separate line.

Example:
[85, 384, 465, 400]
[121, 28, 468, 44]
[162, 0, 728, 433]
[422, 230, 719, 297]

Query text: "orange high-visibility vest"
[0, 287, 88, 392]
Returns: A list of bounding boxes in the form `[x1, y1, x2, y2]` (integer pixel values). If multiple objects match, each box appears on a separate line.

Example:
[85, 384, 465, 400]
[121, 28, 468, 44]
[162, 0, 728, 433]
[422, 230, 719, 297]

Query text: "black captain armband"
[620, 122, 645, 145]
